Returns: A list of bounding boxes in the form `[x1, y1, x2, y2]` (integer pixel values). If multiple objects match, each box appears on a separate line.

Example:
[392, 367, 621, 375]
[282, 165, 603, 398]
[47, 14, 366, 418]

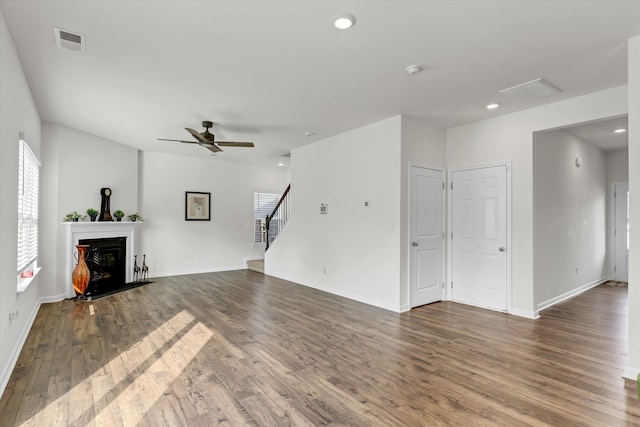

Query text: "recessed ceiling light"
[332, 13, 356, 29]
[486, 103, 500, 110]
[614, 128, 627, 133]
[278, 162, 285, 167]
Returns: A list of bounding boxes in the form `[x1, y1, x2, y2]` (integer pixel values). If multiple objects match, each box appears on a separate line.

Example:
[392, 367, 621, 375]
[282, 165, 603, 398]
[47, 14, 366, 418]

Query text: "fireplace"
[79, 236, 126, 297]
[64, 222, 140, 298]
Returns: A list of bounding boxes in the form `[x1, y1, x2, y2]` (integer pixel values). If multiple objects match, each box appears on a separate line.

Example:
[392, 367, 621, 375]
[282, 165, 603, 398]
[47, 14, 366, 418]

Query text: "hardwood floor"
[0, 272, 638, 426]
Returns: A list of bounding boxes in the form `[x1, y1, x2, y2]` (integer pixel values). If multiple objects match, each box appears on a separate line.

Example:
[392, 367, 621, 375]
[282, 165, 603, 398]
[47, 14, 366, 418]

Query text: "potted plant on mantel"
[86, 208, 99, 222]
[128, 213, 143, 222]
[63, 211, 86, 222]
[113, 210, 125, 222]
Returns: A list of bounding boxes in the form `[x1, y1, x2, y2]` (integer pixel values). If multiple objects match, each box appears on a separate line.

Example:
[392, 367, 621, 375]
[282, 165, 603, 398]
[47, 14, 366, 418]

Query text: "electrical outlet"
[322, 266, 327, 274]
[575, 266, 579, 275]
[9, 310, 18, 321]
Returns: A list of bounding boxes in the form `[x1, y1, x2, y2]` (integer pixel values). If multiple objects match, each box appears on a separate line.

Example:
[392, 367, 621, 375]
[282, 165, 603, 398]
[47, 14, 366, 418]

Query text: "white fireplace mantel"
[64, 221, 141, 298]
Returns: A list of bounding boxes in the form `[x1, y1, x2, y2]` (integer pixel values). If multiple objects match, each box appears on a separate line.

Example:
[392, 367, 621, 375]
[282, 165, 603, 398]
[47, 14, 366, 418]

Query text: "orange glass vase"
[72, 244, 91, 296]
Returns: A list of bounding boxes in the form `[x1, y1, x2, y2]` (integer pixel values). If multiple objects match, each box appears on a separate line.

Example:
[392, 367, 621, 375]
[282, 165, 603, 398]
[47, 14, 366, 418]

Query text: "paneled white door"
[613, 182, 629, 282]
[410, 166, 444, 307]
[451, 165, 508, 311]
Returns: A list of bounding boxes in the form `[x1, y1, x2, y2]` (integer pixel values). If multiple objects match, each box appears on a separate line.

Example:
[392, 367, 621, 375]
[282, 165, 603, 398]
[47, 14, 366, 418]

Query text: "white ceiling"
[1, 1, 638, 166]
[563, 116, 629, 152]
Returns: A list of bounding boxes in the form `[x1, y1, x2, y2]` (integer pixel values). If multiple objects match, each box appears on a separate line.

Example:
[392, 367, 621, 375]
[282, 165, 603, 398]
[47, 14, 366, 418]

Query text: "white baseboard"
[536, 276, 608, 313]
[398, 304, 411, 313]
[0, 296, 43, 400]
[311, 281, 402, 313]
[150, 265, 247, 278]
[266, 271, 403, 313]
[40, 292, 69, 303]
[509, 307, 540, 319]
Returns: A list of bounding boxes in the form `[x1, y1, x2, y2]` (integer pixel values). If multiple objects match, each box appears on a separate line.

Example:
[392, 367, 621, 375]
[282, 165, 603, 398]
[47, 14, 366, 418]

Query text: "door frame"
[610, 181, 629, 281]
[408, 162, 446, 308]
[447, 161, 512, 313]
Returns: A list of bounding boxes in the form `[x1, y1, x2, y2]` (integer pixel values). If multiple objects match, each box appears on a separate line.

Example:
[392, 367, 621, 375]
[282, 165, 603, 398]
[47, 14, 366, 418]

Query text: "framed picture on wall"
[185, 191, 211, 221]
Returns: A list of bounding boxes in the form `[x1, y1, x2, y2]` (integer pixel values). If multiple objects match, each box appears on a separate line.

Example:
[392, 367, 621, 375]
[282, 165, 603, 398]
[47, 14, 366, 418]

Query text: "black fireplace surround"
[79, 236, 127, 298]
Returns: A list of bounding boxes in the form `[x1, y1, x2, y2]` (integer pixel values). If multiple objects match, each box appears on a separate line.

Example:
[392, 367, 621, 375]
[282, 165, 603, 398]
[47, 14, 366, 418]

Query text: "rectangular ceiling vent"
[54, 27, 85, 53]
[498, 78, 560, 100]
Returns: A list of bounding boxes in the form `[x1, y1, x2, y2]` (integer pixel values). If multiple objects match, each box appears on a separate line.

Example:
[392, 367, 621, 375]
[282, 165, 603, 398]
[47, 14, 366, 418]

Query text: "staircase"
[246, 184, 290, 274]
[265, 184, 291, 250]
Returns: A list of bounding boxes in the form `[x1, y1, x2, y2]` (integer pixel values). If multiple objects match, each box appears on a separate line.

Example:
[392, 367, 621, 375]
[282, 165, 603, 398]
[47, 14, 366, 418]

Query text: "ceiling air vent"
[54, 27, 85, 53]
[498, 78, 560, 100]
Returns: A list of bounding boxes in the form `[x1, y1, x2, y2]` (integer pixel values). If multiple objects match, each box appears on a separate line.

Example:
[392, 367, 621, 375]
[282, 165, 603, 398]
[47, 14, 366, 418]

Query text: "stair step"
[246, 259, 264, 273]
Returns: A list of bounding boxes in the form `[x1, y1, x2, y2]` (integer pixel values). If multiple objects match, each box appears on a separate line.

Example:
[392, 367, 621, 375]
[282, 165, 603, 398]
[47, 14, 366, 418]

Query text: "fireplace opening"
[79, 236, 126, 298]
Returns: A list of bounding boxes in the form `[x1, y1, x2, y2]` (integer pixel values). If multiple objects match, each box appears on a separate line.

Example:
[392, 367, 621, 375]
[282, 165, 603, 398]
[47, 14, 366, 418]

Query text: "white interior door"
[614, 182, 629, 282]
[410, 166, 444, 307]
[451, 165, 508, 311]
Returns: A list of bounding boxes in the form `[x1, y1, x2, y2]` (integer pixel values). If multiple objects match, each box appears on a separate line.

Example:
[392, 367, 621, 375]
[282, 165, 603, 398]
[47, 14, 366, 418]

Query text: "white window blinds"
[17, 137, 40, 274]
[253, 192, 279, 244]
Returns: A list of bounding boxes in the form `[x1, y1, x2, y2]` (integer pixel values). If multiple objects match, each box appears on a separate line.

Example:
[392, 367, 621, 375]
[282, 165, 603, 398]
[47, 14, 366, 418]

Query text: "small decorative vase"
[116, 217, 122, 222]
[72, 245, 91, 296]
[90, 216, 97, 222]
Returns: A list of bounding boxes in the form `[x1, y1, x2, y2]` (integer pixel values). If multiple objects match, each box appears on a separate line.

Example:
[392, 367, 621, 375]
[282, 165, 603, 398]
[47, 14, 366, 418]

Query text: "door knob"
[498, 247, 506, 252]
[412, 242, 419, 247]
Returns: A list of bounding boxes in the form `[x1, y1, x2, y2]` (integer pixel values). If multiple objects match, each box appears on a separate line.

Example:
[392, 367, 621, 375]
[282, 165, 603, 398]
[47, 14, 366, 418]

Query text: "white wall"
[266, 116, 403, 311]
[140, 152, 288, 276]
[399, 116, 447, 309]
[40, 122, 139, 298]
[0, 9, 42, 397]
[533, 129, 607, 309]
[626, 35, 640, 382]
[607, 149, 629, 184]
[33, 123, 286, 359]
[447, 85, 627, 316]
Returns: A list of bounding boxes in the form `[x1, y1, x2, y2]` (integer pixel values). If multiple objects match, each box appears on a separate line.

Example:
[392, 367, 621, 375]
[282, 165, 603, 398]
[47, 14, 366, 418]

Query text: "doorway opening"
[532, 115, 628, 312]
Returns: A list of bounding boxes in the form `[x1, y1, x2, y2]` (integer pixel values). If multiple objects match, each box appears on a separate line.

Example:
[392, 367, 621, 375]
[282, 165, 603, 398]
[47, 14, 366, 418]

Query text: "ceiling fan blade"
[215, 141, 255, 148]
[157, 138, 195, 143]
[185, 127, 208, 143]
[203, 143, 222, 153]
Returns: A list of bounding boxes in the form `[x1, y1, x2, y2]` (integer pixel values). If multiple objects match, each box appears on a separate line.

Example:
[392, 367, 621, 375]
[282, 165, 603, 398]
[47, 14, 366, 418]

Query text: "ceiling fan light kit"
[158, 121, 254, 155]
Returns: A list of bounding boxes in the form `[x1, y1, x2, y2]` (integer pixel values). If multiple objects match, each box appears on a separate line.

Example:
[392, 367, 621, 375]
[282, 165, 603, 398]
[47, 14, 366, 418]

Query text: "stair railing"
[265, 184, 290, 250]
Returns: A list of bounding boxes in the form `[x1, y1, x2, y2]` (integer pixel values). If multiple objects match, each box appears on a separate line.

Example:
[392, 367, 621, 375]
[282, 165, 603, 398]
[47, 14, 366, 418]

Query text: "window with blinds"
[17, 137, 40, 275]
[253, 192, 279, 245]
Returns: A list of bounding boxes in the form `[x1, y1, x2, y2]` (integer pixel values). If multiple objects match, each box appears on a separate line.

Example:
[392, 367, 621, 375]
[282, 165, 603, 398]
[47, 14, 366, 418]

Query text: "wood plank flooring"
[0, 271, 638, 426]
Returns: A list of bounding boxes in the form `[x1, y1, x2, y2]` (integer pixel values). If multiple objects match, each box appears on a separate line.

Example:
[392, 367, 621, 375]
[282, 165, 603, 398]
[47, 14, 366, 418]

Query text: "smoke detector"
[54, 27, 86, 53]
[406, 65, 423, 75]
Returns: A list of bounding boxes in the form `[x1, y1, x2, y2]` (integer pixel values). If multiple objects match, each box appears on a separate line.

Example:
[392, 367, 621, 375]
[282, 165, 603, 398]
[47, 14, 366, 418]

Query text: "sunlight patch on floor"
[22, 310, 212, 426]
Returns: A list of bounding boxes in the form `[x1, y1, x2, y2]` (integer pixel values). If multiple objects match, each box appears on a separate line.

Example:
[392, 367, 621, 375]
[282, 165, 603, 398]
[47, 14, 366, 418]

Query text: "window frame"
[253, 191, 280, 246]
[16, 134, 41, 292]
